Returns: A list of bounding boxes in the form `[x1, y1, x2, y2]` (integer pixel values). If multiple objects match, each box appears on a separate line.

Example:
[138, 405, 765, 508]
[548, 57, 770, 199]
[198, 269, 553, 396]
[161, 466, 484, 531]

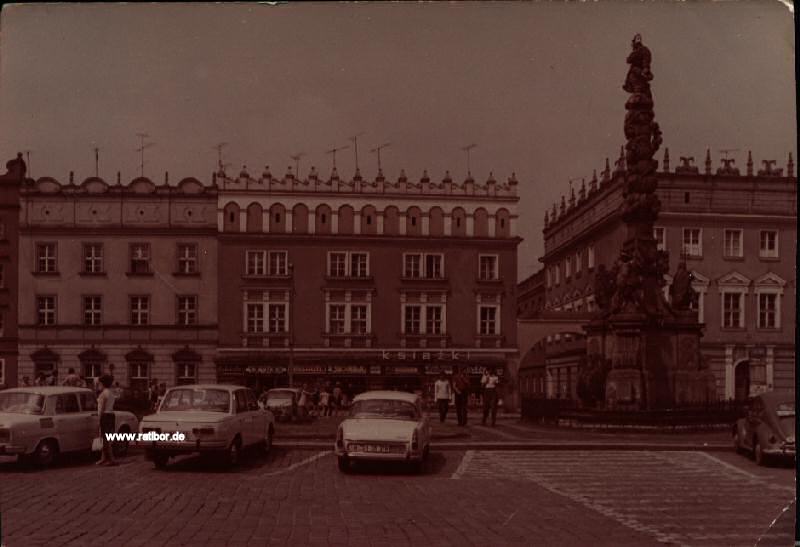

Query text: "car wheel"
[152, 452, 169, 469]
[32, 439, 58, 468]
[262, 426, 274, 454]
[732, 429, 743, 455]
[226, 437, 242, 467]
[113, 426, 131, 458]
[754, 439, 768, 467]
[337, 456, 350, 473]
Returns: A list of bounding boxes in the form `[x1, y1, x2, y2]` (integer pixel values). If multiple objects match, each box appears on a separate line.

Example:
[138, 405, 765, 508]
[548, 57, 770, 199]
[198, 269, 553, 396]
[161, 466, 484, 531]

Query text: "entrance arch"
[734, 359, 750, 401]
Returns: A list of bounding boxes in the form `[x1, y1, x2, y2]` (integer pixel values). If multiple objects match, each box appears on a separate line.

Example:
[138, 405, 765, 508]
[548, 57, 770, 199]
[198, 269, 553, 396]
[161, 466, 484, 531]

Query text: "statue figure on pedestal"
[669, 261, 698, 311]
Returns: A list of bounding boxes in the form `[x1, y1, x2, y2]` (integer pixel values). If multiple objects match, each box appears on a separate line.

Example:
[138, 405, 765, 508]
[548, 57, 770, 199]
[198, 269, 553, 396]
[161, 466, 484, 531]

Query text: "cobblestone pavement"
[458, 450, 796, 547]
[0, 447, 794, 547]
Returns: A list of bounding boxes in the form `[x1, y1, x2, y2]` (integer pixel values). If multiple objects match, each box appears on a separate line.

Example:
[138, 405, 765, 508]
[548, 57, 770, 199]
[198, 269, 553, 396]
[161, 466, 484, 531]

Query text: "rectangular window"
[546, 268, 552, 289]
[426, 305, 443, 334]
[479, 305, 499, 335]
[130, 296, 150, 326]
[653, 227, 666, 252]
[246, 303, 264, 332]
[177, 243, 198, 274]
[83, 243, 104, 273]
[722, 292, 743, 328]
[351, 253, 369, 278]
[574, 251, 582, 275]
[176, 363, 197, 386]
[759, 230, 779, 258]
[37, 296, 56, 326]
[268, 251, 288, 276]
[130, 243, 151, 274]
[479, 255, 499, 281]
[267, 304, 287, 333]
[403, 253, 443, 279]
[36, 243, 57, 273]
[350, 305, 368, 334]
[177, 296, 198, 326]
[328, 304, 346, 334]
[425, 254, 443, 279]
[555, 264, 561, 285]
[246, 250, 266, 276]
[83, 296, 102, 326]
[328, 252, 348, 277]
[682, 228, 702, 258]
[565, 257, 572, 279]
[404, 254, 422, 278]
[723, 229, 743, 258]
[758, 293, 777, 329]
[403, 305, 422, 334]
[587, 246, 596, 270]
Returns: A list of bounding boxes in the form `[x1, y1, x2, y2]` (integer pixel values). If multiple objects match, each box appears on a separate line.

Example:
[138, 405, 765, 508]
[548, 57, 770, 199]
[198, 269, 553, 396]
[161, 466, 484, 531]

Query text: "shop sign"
[424, 365, 453, 375]
[464, 365, 505, 376]
[245, 366, 287, 374]
[386, 366, 420, 375]
[381, 350, 471, 361]
[328, 365, 367, 374]
[293, 365, 326, 374]
[369, 365, 382, 375]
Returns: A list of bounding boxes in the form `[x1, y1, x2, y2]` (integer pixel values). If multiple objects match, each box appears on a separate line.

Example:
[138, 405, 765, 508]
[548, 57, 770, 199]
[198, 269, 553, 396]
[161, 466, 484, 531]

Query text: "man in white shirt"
[481, 368, 500, 426]
[434, 372, 452, 423]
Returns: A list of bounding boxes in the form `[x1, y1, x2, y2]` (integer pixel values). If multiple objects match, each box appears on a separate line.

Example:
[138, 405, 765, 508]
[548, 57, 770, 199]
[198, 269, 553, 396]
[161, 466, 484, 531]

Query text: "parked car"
[262, 388, 300, 422]
[733, 391, 795, 465]
[334, 390, 431, 473]
[138, 384, 275, 469]
[113, 387, 152, 419]
[0, 386, 139, 467]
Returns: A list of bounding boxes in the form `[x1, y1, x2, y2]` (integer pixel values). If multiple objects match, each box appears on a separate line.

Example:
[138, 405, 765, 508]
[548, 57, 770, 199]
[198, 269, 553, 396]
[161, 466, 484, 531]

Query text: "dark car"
[262, 388, 300, 422]
[733, 391, 795, 466]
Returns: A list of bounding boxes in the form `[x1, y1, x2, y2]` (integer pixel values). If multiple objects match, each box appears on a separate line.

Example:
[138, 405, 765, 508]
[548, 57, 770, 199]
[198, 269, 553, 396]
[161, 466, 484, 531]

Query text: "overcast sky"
[0, 2, 795, 276]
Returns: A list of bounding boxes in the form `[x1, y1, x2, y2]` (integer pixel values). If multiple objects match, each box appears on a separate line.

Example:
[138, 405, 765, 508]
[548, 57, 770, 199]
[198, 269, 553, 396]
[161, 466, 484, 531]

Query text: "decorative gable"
[690, 270, 710, 286]
[717, 271, 751, 287]
[754, 272, 786, 288]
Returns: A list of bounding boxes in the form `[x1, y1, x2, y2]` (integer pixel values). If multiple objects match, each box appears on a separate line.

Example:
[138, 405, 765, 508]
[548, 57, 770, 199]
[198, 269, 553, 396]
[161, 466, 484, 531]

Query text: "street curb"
[274, 441, 734, 452]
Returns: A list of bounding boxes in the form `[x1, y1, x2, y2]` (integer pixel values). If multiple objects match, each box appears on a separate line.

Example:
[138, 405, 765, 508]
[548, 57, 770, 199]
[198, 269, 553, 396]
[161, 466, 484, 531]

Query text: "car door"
[52, 394, 85, 452]
[79, 392, 100, 447]
[245, 389, 266, 442]
[418, 400, 431, 448]
[233, 390, 252, 446]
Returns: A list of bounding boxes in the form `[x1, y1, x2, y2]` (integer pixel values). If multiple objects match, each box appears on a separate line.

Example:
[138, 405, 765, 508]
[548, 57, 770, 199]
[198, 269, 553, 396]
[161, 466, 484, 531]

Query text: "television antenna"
[92, 146, 100, 178]
[135, 133, 155, 177]
[349, 132, 365, 171]
[326, 144, 349, 170]
[461, 144, 477, 177]
[22, 149, 31, 177]
[213, 142, 228, 173]
[719, 148, 740, 160]
[370, 142, 391, 171]
[290, 152, 306, 177]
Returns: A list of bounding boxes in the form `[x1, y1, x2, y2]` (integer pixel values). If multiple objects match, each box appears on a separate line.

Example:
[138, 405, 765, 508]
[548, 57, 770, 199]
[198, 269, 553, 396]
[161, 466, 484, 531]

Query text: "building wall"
[0, 162, 22, 388]
[534, 155, 797, 400]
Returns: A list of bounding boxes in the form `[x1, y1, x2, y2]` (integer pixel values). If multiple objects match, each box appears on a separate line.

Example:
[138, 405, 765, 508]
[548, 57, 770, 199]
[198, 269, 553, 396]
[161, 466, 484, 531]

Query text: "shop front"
[215, 349, 509, 406]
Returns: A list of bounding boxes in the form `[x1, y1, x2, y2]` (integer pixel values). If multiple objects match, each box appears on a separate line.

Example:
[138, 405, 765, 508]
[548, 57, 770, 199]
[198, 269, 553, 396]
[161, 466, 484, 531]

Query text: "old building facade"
[213, 166, 521, 406]
[520, 150, 796, 401]
[16, 173, 219, 393]
[0, 156, 24, 389]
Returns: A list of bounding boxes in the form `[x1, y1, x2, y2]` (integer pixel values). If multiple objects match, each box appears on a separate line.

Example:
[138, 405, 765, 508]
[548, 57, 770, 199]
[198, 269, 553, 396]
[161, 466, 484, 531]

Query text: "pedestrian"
[434, 372, 452, 423]
[21, 376, 31, 387]
[319, 386, 331, 417]
[298, 383, 310, 419]
[157, 382, 167, 408]
[148, 379, 160, 411]
[452, 369, 470, 426]
[332, 383, 342, 415]
[61, 367, 83, 387]
[96, 374, 118, 466]
[481, 368, 500, 427]
[34, 373, 47, 386]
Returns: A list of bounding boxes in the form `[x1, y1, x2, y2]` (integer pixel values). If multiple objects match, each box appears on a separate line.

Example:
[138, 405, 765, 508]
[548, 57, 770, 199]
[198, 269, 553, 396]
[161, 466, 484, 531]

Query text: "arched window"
[495, 208, 511, 238]
[338, 205, 354, 234]
[316, 204, 332, 234]
[246, 203, 263, 233]
[451, 207, 466, 236]
[473, 208, 489, 237]
[406, 206, 422, 236]
[383, 206, 399, 235]
[269, 203, 286, 233]
[223, 202, 240, 233]
[360, 205, 377, 235]
[292, 203, 309, 234]
[428, 207, 444, 236]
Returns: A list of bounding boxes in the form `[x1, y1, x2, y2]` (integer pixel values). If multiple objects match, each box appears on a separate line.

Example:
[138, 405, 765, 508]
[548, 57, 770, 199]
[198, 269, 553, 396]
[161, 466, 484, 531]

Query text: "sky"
[0, 2, 795, 277]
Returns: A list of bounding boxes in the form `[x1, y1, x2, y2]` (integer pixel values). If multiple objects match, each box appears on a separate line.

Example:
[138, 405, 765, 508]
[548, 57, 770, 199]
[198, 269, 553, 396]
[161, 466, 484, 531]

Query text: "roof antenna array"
[135, 133, 155, 178]
[370, 142, 391, 171]
[461, 143, 477, 177]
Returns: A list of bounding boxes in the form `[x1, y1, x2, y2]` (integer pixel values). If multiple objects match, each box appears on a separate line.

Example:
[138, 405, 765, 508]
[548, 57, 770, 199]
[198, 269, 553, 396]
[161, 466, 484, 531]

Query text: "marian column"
[585, 35, 715, 410]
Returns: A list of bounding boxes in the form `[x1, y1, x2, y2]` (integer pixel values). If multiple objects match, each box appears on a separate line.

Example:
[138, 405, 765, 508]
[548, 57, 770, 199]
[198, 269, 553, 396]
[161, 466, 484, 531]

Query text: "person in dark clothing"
[452, 369, 470, 426]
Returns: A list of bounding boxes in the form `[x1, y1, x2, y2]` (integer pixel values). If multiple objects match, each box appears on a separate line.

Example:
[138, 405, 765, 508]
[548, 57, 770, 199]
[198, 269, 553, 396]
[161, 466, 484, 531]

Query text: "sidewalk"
[274, 413, 733, 451]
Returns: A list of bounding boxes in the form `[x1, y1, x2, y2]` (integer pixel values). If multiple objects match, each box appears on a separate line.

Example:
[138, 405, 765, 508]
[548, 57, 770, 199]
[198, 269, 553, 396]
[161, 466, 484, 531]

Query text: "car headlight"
[192, 427, 215, 436]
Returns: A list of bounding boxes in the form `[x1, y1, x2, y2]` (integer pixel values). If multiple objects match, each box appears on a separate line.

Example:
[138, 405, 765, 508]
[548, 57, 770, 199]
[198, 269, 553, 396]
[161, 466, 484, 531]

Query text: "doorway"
[734, 360, 750, 401]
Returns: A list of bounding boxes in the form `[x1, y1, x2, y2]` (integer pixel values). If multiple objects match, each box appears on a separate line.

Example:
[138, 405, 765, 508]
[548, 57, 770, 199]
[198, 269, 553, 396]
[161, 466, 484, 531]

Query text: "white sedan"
[0, 386, 139, 467]
[139, 384, 275, 469]
[334, 391, 432, 473]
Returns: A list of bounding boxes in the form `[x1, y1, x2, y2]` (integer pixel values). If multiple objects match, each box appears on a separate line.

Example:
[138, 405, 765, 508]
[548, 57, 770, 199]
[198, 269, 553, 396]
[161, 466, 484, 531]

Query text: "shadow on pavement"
[150, 445, 293, 474]
[344, 451, 449, 476]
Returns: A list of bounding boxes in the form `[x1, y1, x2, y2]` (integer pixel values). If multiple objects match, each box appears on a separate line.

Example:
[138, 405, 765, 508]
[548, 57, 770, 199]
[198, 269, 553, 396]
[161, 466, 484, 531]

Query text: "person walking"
[96, 374, 118, 466]
[481, 368, 500, 427]
[452, 369, 470, 426]
[332, 383, 342, 415]
[434, 372, 452, 423]
[61, 367, 83, 387]
[319, 386, 331, 417]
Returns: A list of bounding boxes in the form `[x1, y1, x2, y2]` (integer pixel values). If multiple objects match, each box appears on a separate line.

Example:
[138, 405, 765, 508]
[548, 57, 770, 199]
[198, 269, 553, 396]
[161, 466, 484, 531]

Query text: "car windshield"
[159, 388, 230, 413]
[0, 393, 45, 414]
[266, 392, 293, 403]
[350, 399, 419, 421]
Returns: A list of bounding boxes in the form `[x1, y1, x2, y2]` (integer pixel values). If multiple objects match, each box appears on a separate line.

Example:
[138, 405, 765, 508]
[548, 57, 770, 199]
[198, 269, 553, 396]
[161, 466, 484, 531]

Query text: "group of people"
[433, 368, 501, 427]
[257, 381, 355, 418]
[22, 366, 123, 397]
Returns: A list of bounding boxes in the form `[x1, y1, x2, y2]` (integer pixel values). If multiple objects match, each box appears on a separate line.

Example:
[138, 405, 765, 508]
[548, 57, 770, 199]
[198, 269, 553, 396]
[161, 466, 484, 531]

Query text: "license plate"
[351, 444, 397, 453]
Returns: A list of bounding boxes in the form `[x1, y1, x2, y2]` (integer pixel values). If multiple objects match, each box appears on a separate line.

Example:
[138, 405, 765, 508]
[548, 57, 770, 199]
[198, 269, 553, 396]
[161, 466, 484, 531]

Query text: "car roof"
[352, 390, 419, 403]
[2, 386, 92, 396]
[266, 388, 300, 394]
[166, 384, 244, 392]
